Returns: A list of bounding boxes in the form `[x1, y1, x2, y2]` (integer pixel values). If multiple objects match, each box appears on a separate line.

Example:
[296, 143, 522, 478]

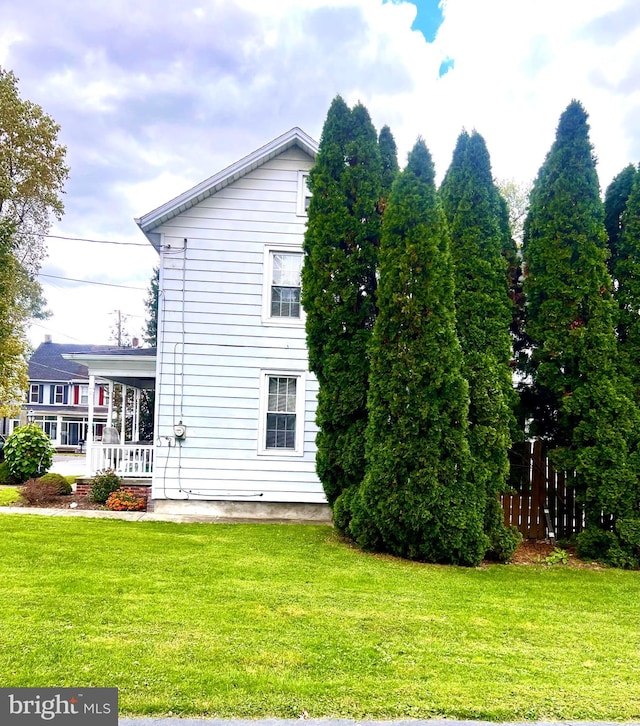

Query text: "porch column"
[85, 374, 95, 476]
[107, 380, 114, 427]
[133, 388, 140, 442]
[120, 384, 127, 443]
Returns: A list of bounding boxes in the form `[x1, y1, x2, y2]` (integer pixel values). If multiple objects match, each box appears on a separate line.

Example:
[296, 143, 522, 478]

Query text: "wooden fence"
[500, 440, 585, 540]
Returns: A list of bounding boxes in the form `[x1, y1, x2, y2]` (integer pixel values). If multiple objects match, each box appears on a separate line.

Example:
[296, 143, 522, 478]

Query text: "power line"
[45, 234, 149, 248]
[38, 273, 146, 291]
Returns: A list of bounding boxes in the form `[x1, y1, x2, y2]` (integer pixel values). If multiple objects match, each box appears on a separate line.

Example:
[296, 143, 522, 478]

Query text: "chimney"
[44, 335, 52, 344]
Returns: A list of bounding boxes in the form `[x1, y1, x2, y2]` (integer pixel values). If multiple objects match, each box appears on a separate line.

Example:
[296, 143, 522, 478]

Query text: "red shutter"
[73, 386, 79, 405]
[99, 386, 105, 406]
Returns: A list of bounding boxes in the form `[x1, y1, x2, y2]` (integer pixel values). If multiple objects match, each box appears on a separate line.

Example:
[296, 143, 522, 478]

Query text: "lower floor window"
[259, 371, 305, 455]
[266, 377, 297, 449]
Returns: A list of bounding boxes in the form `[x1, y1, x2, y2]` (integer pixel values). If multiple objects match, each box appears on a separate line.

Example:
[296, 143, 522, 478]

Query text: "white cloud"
[1, 0, 638, 346]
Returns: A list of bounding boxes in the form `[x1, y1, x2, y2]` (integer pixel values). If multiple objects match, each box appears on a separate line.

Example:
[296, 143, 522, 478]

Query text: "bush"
[20, 478, 61, 505]
[485, 524, 523, 563]
[38, 472, 72, 495]
[90, 469, 122, 504]
[105, 489, 145, 512]
[576, 525, 640, 569]
[0, 461, 18, 485]
[4, 425, 54, 483]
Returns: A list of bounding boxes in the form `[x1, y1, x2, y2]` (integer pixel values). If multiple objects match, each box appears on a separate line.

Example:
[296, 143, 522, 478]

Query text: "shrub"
[38, 472, 72, 495]
[20, 478, 61, 505]
[485, 524, 522, 563]
[105, 489, 145, 512]
[90, 469, 122, 504]
[3, 425, 54, 483]
[0, 461, 18, 485]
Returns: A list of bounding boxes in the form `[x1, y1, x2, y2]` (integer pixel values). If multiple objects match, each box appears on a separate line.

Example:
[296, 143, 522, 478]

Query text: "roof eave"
[134, 127, 318, 246]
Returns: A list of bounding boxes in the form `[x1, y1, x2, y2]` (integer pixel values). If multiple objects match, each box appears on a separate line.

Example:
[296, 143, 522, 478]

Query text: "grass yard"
[0, 515, 638, 721]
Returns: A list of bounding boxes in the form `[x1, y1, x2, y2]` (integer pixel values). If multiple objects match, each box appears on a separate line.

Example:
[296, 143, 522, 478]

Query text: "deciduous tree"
[0, 68, 67, 414]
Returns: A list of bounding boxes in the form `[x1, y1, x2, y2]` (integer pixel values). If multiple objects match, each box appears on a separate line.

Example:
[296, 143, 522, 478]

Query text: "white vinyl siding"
[152, 147, 322, 503]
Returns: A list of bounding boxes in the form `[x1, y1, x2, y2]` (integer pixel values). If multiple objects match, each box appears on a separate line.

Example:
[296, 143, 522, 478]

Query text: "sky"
[2, 0, 640, 348]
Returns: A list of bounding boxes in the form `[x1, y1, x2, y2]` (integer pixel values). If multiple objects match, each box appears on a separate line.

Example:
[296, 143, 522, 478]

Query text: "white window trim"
[296, 170, 311, 217]
[29, 384, 40, 403]
[257, 370, 306, 457]
[261, 244, 305, 327]
[54, 385, 65, 404]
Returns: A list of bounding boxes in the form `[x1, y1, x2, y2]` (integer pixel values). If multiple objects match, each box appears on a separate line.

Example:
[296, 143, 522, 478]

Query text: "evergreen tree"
[378, 124, 399, 207]
[301, 96, 382, 527]
[604, 164, 637, 275]
[440, 131, 520, 561]
[613, 167, 640, 387]
[350, 139, 487, 566]
[523, 101, 640, 567]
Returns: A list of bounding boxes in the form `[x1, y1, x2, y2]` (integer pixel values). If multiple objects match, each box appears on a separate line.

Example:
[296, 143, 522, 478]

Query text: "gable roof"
[135, 127, 318, 251]
[29, 342, 152, 382]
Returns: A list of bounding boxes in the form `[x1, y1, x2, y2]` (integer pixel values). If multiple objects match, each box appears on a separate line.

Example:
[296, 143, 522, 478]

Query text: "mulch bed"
[12, 493, 106, 510]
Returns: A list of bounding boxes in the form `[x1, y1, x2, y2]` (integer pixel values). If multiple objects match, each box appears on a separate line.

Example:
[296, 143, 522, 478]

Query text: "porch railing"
[89, 444, 154, 478]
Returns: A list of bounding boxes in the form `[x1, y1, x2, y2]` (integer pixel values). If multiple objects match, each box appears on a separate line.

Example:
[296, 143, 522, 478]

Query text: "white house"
[73, 127, 329, 520]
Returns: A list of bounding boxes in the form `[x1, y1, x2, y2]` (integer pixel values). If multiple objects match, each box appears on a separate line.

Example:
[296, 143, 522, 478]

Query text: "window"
[258, 371, 305, 456]
[54, 385, 65, 404]
[262, 247, 303, 324]
[29, 384, 40, 403]
[297, 171, 312, 216]
[80, 385, 88, 406]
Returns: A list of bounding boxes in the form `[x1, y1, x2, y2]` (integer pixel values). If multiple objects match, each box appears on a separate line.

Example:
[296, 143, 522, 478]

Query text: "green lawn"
[0, 515, 638, 720]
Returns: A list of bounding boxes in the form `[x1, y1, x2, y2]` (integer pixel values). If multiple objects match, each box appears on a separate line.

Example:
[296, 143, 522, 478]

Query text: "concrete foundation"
[152, 498, 332, 524]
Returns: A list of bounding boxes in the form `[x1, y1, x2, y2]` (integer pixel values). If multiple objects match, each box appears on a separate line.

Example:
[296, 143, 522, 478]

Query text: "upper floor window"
[79, 385, 88, 406]
[297, 171, 311, 216]
[29, 384, 40, 404]
[54, 385, 65, 404]
[262, 246, 303, 325]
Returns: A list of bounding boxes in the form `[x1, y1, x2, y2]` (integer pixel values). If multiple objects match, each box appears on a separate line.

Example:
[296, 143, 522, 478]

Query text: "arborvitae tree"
[440, 131, 520, 561]
[302, 96, 382, 529]
[613, 168, 640, 387]
[350, 139, 487, 566]
[604, 164, 637, 275]
[523, 101, 640, 567]
[378, 124, 399, 207]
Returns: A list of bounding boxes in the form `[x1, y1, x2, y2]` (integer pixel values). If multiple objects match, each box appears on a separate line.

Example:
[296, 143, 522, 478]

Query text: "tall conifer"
[604, 164, 637, 275]
[613, 168, 640, 388]
[440, 131, 519, 561]
[523, 101, 640, 567]
[378, 124, 399, 204]
[302, 96, 382, 527]
[350, 140, 486, 566]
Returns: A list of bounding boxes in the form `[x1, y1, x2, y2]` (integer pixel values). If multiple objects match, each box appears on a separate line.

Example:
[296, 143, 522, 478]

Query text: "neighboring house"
[23, 338, 114, 449]
[70, 127, 328, 520]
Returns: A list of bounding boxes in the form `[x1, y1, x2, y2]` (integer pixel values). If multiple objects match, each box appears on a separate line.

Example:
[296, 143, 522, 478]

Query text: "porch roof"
[63, 349, 157, 390]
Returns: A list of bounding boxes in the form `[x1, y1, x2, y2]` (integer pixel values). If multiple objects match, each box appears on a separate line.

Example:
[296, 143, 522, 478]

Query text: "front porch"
[63, 349, 157, 479]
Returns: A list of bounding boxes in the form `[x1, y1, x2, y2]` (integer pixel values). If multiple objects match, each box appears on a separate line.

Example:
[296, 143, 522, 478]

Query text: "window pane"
[272, 253, 301, 286]
[266, 413, 296, 449]
[271, 286, 300, 318]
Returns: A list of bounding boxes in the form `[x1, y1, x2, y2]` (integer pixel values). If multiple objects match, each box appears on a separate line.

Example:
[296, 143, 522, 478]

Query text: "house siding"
[152, 147, 323, 503]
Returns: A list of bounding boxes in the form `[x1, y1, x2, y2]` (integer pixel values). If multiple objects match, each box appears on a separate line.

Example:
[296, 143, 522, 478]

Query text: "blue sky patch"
[383, 0, 444, 43]
[439, 57, 455, 77]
